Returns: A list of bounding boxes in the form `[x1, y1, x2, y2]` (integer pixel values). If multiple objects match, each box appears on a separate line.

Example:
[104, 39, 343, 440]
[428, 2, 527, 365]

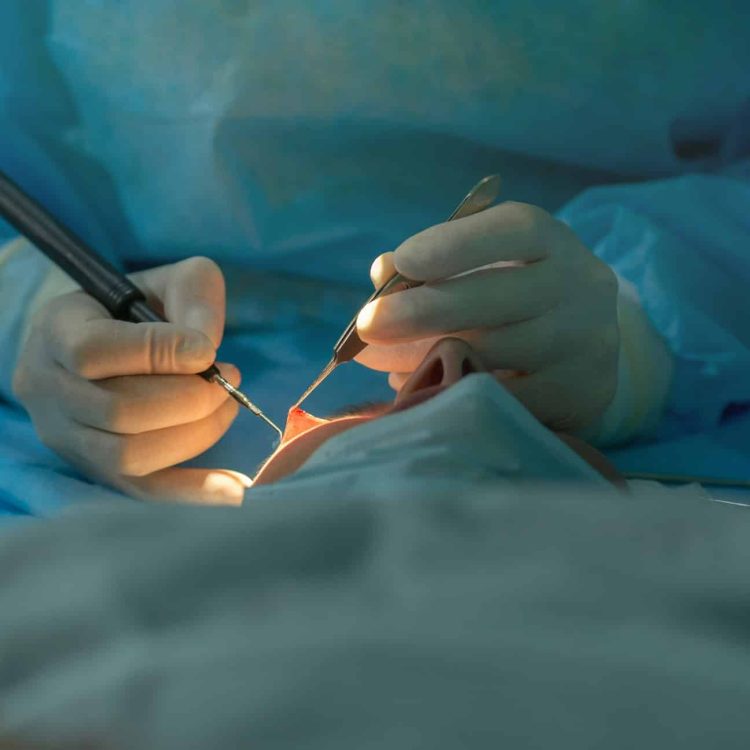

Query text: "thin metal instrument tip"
[212, 373, 283, 439]
[293, 358, 337, 410]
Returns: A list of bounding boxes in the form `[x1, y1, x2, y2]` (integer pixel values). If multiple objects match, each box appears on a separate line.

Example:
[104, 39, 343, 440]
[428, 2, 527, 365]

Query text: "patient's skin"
[253, 338, 623, 487]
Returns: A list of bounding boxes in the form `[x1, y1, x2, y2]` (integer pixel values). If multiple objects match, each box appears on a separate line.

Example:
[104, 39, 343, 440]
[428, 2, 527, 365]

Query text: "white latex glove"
[356, 202, 619, 433]
[12, 257, 250, 504]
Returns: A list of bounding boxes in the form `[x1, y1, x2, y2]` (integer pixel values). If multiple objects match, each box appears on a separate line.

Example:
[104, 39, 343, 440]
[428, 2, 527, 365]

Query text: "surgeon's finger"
[43, 294, 215, 379]
[358, 262, 559, 343]
[394, 202, 558, 282]
[358, 315, 569, 374]
[126, 467, 251, 505]
[355, 336, 441, 372]
[60, 363, 240, 434]
[131, 256, 226, 348]
[370, 251, 397, 287]
[388, 372, 410, 391]
[69, 397, 240, 478]
[459, 315, 570, 371]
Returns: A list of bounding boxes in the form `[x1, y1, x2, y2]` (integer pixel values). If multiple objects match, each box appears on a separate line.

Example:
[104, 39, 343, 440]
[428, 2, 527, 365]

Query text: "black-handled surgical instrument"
[0, 168, 282, 439]
[292, 174, 502, 409]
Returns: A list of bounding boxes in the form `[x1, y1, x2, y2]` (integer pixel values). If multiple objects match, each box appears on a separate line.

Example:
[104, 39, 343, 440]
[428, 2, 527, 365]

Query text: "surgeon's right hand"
[12, 257, 250, 505]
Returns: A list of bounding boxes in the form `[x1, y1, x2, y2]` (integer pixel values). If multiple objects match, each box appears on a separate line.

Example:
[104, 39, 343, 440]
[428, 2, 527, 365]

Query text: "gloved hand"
[12, 257, 250, 504]
[356, 202, 620, 433]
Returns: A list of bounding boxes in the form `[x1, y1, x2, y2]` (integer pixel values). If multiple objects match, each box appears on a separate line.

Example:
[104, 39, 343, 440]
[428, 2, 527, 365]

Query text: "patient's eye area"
[283, 407, 330, 443]
[281, 402, 391, 444]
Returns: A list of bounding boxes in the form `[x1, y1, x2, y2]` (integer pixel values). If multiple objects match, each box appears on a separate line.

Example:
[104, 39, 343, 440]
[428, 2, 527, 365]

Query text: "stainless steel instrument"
[292, 174, 502, 409]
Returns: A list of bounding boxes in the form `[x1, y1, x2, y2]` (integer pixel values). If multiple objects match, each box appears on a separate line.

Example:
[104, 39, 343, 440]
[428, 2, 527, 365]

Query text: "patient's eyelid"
[252, 454, 274, 480]
[325, 401, 390, 418]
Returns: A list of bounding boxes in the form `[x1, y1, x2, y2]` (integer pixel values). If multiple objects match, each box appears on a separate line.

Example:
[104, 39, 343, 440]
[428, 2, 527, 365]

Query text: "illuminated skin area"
[252, 338, 623, 487]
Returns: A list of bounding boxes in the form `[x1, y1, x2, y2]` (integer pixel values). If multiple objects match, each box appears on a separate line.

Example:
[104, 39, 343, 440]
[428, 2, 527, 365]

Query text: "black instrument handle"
[0, 169, 146, 320]
[0, 169, 220, 383]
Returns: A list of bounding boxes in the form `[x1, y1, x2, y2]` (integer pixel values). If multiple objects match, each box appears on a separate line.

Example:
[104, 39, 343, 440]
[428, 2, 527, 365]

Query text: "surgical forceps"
[293, 174, 502, 409]
[0, 168, 283, 439]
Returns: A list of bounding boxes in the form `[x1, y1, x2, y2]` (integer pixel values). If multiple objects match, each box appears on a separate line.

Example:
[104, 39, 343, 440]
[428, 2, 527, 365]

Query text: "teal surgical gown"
[1, 1, 749, 515]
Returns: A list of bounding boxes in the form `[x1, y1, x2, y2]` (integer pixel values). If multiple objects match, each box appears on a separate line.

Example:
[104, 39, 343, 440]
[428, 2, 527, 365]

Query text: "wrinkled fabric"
[559, 164, 750, 434]
[0, 372, 605, 517]
[267, 374, 606, 497]
[0, 476, 741, 749]
[1, 1, 749, 516]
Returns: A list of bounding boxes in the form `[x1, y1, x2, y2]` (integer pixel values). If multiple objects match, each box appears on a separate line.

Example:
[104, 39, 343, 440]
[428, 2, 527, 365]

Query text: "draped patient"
[12, 200, 671, 505]
[252, 337, 622, 490]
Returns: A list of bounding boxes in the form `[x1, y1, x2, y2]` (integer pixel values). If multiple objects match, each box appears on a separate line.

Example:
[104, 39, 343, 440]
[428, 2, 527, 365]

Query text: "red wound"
[283, 407, 329, 442]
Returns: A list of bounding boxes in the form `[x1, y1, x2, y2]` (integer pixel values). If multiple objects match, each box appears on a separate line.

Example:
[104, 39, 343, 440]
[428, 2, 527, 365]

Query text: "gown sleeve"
[559, 162, 750, 439]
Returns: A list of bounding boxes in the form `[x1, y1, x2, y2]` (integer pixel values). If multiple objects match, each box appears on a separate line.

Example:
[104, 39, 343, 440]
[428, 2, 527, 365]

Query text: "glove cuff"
[580, 275, 674, 447]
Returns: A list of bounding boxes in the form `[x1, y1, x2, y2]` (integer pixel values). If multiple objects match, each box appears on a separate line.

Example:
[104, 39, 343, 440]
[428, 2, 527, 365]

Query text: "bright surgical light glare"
[202, 470, 252, 505]
[356, 299, 377, 332]
[370, 253, 393, 286]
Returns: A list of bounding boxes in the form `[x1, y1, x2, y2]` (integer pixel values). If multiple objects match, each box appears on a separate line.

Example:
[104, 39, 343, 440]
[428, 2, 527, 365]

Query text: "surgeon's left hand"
[355, 202, 619, 433]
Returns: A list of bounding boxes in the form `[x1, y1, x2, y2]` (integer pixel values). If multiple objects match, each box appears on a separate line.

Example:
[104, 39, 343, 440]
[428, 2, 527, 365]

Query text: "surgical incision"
[282, 407, 329, 443]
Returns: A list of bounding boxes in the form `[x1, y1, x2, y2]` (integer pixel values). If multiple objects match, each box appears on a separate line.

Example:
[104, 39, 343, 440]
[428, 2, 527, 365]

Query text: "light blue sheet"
[1, 2, 749, 516]
[609, 410, 750, 505]
[0, 466, 743, 747]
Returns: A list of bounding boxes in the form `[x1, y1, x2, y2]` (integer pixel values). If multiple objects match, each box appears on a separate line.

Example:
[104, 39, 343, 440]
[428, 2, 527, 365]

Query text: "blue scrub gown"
[1, 1, 749, 515]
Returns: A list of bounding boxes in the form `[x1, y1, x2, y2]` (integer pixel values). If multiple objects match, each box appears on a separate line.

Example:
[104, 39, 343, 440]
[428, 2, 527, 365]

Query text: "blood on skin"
[282, 407, 329, 443]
